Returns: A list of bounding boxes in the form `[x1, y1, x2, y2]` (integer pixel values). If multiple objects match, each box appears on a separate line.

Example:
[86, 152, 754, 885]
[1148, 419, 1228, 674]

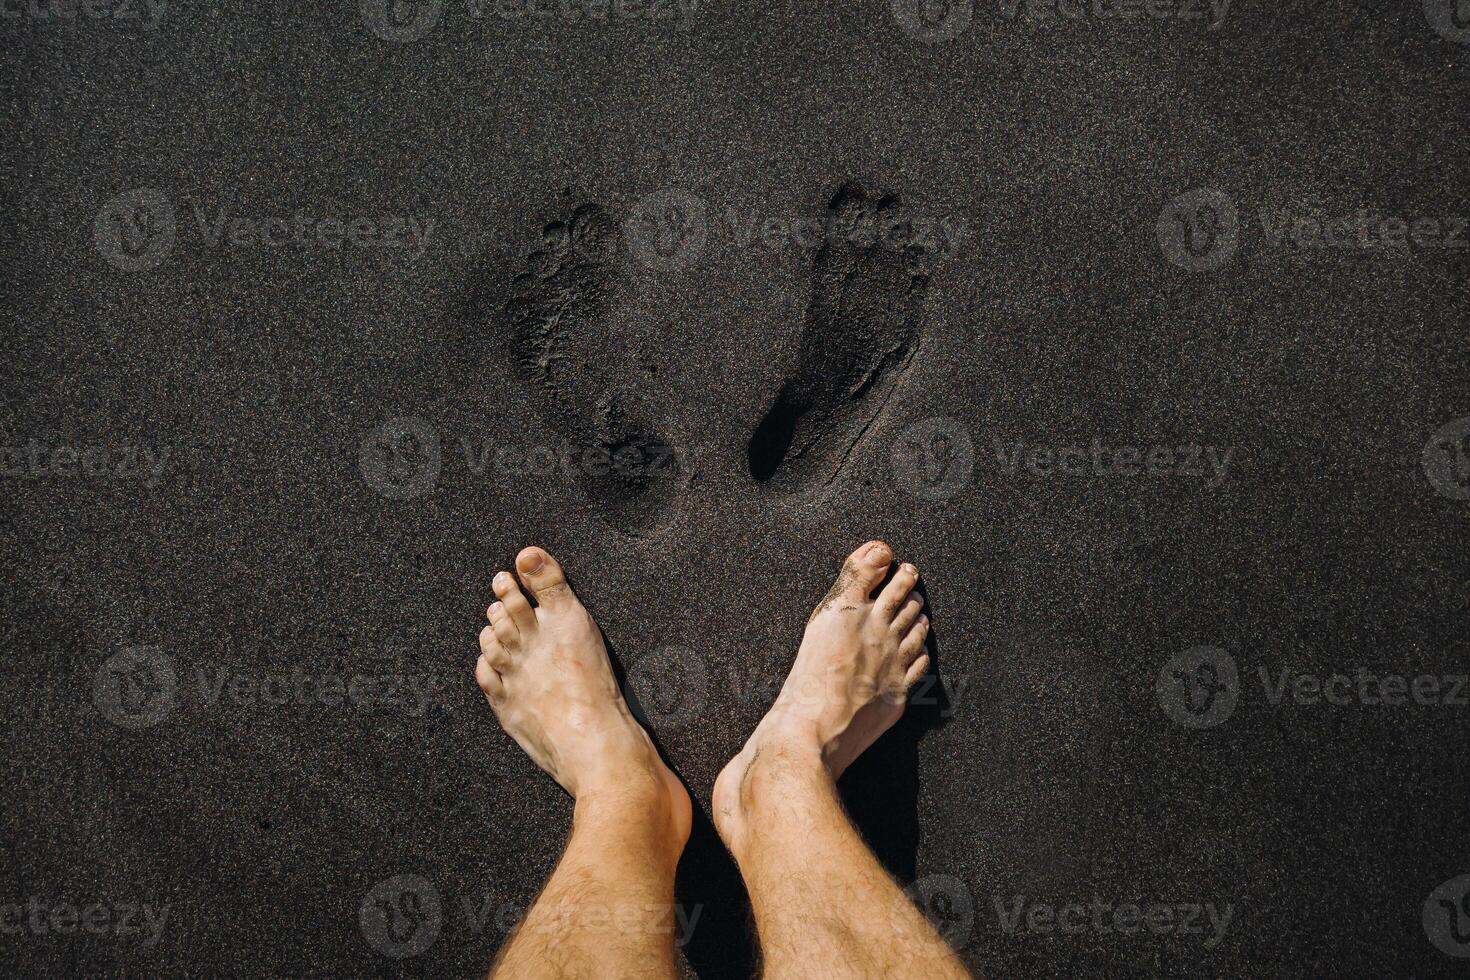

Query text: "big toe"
[515, 546, 575, 607]
[836, 540, 892, 600]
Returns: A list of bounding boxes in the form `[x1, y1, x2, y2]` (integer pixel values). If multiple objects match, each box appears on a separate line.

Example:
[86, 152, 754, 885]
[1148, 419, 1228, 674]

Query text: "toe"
[876, 563, 920, 619]
[898, 615, 929, 663]
[493, 570, 537, 631]
[891, 591, 924, 633]
[837, 540, 893, 601]
[488, 601, 519, 645]
[516, 546, 575, 607]
[476, 652, 506, 700]
[479, 625, 511, 670]
[902, 653, 931, 692]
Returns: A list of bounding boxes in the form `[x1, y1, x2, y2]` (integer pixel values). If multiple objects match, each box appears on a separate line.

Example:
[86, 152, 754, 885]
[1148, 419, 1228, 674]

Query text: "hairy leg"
[714, 541, 973, 979]
[476, 547, 691, 979]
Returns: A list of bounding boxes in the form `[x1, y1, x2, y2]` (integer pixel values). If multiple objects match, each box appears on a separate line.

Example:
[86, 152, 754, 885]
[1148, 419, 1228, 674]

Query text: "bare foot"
[713, 540, 929, 854]
[476, 547, 690, 846]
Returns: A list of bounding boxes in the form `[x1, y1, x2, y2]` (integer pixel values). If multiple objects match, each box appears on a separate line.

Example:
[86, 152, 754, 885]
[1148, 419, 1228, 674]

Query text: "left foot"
[713, 540, 930, 856]
[475, 547, 691, 846]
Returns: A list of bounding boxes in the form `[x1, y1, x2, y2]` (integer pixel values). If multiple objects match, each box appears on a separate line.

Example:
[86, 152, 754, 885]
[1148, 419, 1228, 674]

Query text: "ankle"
[746, 729, 830, 801]
[717, 719, 830, 834]
[574, 767, 690, 857]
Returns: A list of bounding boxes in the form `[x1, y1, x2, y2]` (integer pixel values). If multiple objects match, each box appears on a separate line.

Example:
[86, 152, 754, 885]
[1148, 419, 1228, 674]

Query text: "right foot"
[713, 540, 930, 853]
[475, 547, 691, 848]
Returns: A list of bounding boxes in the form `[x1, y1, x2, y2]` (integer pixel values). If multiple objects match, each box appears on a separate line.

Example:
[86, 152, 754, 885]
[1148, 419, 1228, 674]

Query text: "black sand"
[3, 1, 1469, 976]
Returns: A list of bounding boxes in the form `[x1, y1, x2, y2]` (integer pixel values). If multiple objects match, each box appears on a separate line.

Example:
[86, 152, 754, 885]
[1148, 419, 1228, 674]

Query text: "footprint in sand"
[746, 182, 931, 492]
[499, 201, 683, 535]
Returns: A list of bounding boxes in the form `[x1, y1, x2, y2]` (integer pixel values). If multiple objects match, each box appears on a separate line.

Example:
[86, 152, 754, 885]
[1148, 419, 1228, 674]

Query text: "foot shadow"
[605, 636, 757, 980]
[673, 807, 756, 980]
[838, 579, 951, 883]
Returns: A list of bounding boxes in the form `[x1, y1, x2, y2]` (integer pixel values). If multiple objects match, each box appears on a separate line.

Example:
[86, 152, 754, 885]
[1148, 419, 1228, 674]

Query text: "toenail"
[490, 601, 504, 616]
[902, 563, 917, 576]
[494, 572, 510, 587]
[864, 543, 890, 566]
[518, 550, 545, 573]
